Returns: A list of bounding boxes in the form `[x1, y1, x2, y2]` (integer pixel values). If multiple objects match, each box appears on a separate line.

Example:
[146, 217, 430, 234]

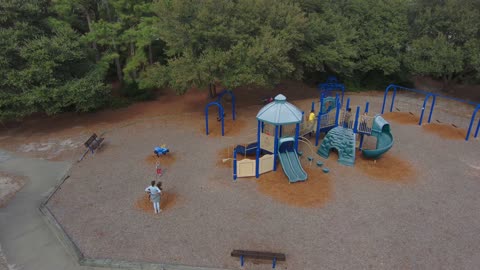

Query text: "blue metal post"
[427, 95, 436, 123]
[294, 123, 300, 151]
[311, 101, 315, 112]
[465, 105, 480, 141]
[390, 86, 397, 112]
[346, 98, 350, 110]
[353, 106, 360, 133]
[272, 257, 277, 269]
[315, 96, 324, 146]
[334, 100, 340, 127]
[233, 149, 237, 181]
[419, 94, 432, 126]
[381, 87, 389, 114]
[240, 255, 244, 266]
[256, 120, 261, 177]
[341, 85, 345, 105]
[365, 102, 369, 113]
[359, 134, 364, 150]
[279, 125, 283, 138]
[273, 125, 279, 171]
[220, 106, 225, 136]
[475, 118, 480, 138]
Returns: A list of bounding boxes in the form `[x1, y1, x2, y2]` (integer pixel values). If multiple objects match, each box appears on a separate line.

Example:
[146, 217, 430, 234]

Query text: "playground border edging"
[39, 164, 233, 270]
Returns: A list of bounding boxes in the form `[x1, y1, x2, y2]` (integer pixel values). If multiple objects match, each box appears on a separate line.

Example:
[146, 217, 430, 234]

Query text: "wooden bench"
[84, 133, 104, 153]
[231, 250, 285, 268]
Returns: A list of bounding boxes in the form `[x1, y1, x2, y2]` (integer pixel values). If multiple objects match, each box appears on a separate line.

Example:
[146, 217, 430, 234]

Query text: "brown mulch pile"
[255, 165, 332, 208]
[383, 112, 420, 125]
[145, 153, 177, 167]
[355, 153, 415, 183]
[134, 192, 178, 213]
[421, 123, 467, 140]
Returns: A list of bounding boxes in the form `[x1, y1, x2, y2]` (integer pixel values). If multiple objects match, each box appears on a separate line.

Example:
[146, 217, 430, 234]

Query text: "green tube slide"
[361, 116, 394, 159]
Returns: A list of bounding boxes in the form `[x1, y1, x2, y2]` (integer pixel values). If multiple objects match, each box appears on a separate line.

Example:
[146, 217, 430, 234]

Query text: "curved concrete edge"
[82, 258, 231, 270]
[38, 166, 232, 270]
[39, 204, 84, 263]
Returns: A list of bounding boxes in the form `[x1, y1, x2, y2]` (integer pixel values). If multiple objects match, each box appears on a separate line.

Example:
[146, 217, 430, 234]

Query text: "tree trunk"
[441, 74, 450, 91]
[209, 83, 217, 98]
[148, 44, 153, 64]
[130, 43, 138, 80]
[85, 10, 100, 62]
[114, 57, 123, 82]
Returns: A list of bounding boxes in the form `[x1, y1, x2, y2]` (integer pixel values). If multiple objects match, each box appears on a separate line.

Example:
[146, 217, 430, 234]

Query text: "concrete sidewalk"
[0, 151, 115, 270]
[0, 151, 221, 270]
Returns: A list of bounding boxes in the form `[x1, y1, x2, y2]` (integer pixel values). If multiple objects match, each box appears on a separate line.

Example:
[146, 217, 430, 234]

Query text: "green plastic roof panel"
[256, 94, 303, 125]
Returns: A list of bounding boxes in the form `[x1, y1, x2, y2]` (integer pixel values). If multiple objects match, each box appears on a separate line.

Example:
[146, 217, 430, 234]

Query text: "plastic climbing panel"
[317, 127, 356, 166]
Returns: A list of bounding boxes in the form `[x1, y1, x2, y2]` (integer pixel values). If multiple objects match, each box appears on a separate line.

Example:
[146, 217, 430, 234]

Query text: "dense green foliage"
[1, 0, 479, 120]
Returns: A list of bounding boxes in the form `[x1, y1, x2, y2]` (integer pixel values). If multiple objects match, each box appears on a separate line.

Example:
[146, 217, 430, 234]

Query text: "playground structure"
[230, 89, 394, 180]
[205, 89, 236, 136]
[233, 94, 307, 183]
[382, 84, 480, 141]
[317, 76, 345, 106]
[228, 80, 480, 181]
[311, 93, 394, 166]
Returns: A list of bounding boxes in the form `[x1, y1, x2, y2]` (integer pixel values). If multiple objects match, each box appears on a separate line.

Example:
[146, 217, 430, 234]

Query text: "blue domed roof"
[256, 94, 303, 125]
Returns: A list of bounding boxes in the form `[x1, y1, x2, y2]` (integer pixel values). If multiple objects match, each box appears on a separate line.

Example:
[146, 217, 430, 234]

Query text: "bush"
[120, 81, 155, 101]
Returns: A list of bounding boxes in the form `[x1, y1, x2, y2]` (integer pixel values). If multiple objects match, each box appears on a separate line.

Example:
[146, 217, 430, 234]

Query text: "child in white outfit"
[145, 181, 162, 213]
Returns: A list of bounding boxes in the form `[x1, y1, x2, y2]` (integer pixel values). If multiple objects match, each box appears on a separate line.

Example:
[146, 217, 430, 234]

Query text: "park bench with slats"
[84, 133, 104, 154]
[231, 250, 285, 268]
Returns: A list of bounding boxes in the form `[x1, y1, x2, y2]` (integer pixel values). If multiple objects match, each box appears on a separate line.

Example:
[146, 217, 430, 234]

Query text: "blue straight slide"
[278, 138, 307, 183]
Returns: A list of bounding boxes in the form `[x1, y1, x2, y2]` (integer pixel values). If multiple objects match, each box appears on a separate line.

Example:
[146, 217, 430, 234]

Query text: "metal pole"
[256, 120, 261, 177]
[475, 118, 480, 138]
[273, 125, 279, 171]
[359, 134, 364, 150]
[334, 99, 340, 127]
[365, 102, 369, 113]
[220, 106, 225, 136]
[294, 123, 300, 151]
[465, 105, 480, 141]
[419, 94, 431, 126]
[353, 106, 360, 133]
[390, 86, 397, 112]
[346, 98, 350, 110]
[233, 149, 237, 181]
[315, 96, 324, 146]
[427, 95, 436, 123]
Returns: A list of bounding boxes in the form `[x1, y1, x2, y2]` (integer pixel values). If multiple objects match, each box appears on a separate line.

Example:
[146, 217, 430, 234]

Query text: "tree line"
[1, 0, 479, 120]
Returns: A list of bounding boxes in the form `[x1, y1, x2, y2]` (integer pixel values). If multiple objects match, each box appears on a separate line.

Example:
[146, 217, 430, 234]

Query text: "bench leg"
[272, 257, 277, 269]
[240, 255, 244, 267]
